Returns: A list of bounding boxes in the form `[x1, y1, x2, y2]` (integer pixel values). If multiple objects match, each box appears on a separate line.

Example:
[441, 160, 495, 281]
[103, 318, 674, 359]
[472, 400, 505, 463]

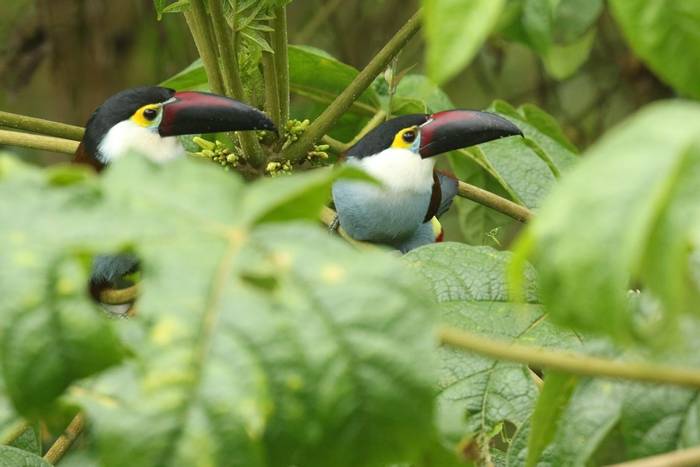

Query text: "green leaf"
[0, 446, 52, 467]
[1, 156, 438, 467]
[525, 372, 577, 467]
[404, 243, 580, 463]
[395, 75, 454, 113]
[507, 378, 625, 465]
[288, 45, 380, 113]
[542, 29, 596, 80]
[159, 59, 208, 91]
[512, 101, 700, 341]
[423, 0, 506, 84]
[448, 153, 519, 247]
[610, 0, 700, 99]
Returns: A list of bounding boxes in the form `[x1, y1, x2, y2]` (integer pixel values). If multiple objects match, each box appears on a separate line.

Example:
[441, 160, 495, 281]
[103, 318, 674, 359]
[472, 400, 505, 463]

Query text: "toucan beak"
[158, 91, 276, 137]
[418, 110, 522, 158]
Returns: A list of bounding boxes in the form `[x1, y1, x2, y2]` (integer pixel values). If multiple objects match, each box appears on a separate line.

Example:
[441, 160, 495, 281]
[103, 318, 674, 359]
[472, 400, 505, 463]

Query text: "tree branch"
[0, 111, 84, 141]
[439, 326, 700, 389]
[605, 446, 700, 467]
[98, 284, 139, 305]
[0, 420, 30, 445]
[281, 9, 422, 162]
[43, 413, 85, 465]
[0, 130, 78, 155]
[458, 181, 533, 222]
[183, 2, 225, 94]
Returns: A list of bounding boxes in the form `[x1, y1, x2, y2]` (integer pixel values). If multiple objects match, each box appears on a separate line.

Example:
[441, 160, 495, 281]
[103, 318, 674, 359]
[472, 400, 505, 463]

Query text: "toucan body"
[75, 86, 275, 313]
[332, 111, 521, 252]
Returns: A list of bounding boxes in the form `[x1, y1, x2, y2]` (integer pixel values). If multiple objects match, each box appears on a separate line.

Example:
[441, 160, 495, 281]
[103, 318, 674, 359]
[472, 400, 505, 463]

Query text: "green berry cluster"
[191, 136, 242, 170]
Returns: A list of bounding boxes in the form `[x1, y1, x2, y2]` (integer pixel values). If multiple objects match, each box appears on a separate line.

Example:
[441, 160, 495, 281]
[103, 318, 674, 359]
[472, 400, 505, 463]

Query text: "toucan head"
[347, 110, 522, 161]
[77, 86, 275, 169]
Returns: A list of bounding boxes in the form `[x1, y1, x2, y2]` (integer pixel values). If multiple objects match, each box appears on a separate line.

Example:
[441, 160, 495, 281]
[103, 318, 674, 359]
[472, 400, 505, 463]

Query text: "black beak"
[158, 91, 275, 136]
[418, 110, 522, 158]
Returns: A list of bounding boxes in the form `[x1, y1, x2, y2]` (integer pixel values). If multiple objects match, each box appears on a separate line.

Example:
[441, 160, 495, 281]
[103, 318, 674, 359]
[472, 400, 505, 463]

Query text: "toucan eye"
[402, 130, 416, 143]
[143, 108, 158, 121]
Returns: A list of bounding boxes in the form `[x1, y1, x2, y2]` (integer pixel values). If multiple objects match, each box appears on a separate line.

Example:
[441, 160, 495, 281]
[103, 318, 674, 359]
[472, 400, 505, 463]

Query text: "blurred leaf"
[512, 101, 700, 341]
[521, 0, 601, 78]
[610, 0, 700, 99]
[525, 372, 577, 467]
[1, 156, 438, 467]
[0, 446, 51, 467]
[404, 243, 580, 463]
[240, 165, 373, 225]
[159, 59, 208, 91]
[542, 29, 596, 80]
[9, 424, 41, 456]
[423, 0, 506, 84]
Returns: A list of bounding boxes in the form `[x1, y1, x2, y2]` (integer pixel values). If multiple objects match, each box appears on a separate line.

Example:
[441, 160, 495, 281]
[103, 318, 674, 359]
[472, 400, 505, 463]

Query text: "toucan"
[74, 86, 275, 313]
[332, 110, 521, 252]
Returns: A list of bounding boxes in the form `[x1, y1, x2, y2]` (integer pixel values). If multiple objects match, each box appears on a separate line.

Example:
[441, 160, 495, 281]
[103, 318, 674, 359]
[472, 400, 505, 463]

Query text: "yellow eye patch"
[130, 104, 161, 127]
[391, 126, 418, 149]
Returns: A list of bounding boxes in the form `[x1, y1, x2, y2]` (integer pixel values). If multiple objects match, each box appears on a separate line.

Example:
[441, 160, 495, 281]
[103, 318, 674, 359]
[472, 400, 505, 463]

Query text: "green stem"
[0, 111, 84, 141]
[606, 446, 700, 467]
[0, 420, 30, 445]
[262, 50, 281, 130]
[321, 135, 346, 154]
[345, 109, 387, 148]
[206, 0, 266, 168]
[281, 9, 422, 162]
[43, 413, 85, 465]
[458, 181, 533, 222]
[0, 130, 79, 155]
[439, 326, 700, 389]
[183, 2, 225, 93]
[272, 6, 289, 124]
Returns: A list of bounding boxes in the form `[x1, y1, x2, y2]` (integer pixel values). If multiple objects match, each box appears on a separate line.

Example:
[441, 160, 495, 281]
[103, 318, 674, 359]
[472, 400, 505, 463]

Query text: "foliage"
[1, 0, 700, 466]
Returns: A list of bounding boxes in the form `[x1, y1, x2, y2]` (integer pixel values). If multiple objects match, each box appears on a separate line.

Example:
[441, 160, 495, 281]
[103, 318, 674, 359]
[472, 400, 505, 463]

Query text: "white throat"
[98, 120, 185, 164]
[350, 148, 435, 193]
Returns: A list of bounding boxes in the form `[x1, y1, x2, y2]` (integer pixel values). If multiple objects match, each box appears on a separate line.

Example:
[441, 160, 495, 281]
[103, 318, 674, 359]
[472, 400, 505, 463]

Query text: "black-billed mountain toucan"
[332, 110, 521, 252]
[74, 86, 275, 313]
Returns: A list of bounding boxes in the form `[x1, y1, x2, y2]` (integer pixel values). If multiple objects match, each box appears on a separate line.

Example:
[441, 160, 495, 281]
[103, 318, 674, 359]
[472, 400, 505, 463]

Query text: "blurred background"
[0, 0, 673, 163]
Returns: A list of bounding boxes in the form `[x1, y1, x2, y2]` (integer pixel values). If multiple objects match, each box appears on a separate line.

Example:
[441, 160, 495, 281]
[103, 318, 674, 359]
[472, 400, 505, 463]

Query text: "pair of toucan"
[76, 86, 521, 307]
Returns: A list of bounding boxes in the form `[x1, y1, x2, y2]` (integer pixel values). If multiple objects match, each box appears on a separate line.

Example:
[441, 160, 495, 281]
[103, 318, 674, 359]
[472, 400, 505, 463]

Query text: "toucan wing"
[423, 171, 459, 222]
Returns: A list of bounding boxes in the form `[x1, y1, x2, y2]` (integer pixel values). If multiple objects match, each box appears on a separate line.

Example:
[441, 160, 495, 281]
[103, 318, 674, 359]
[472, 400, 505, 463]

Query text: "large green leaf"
[404, 243, 579, 464]
[610, 0, 700, 99]
[0, 446, 51, 467]
[288, 45, 380, 113]
[0, 156, 438, 467]
[423, 0, 506, 85]
[512, 101, 700, 341]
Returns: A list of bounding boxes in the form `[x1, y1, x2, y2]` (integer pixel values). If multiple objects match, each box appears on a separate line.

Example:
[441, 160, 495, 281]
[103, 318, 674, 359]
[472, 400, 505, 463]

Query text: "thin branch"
[272, 6, 290, 125]
[458, 181, 533, 223]
[321, 135, 346, 154]
[43, 413, 85, 465]
[0, 111, 84, 141]
[605, 446, 700, 467]
[0, 130, 78, 155]
[282, 9, 422, 162]
[0, 420, 30, 445]
[344, 109, 387, 149]
[262, 51, 281, 130]
[439, 326, 700, 389]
